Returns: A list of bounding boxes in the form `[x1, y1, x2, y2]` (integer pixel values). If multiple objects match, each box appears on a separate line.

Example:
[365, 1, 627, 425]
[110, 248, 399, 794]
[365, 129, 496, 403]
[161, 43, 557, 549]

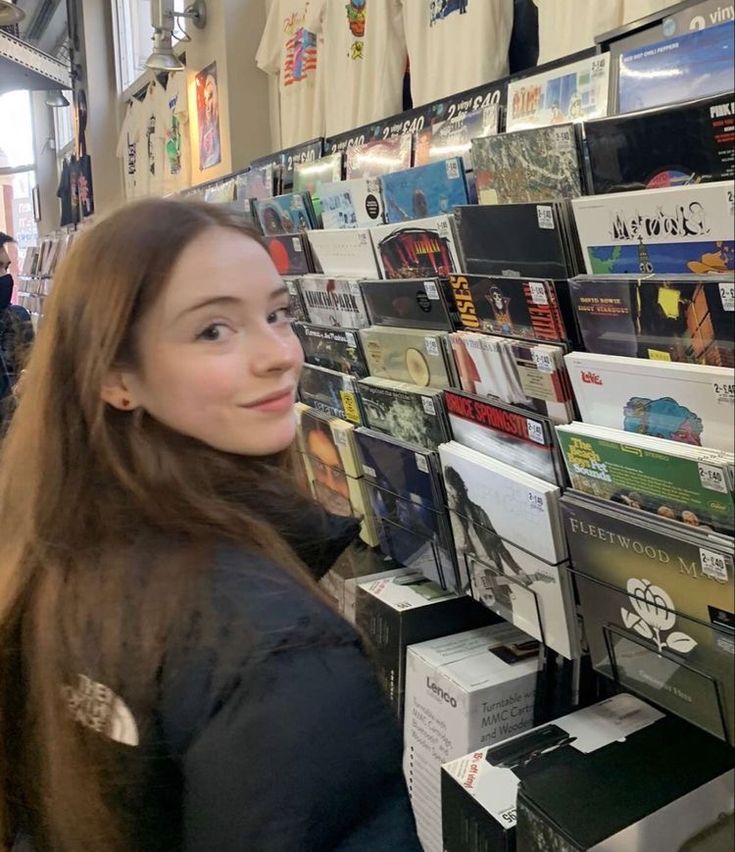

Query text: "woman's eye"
[268, 305, 294, 325]
[196, 323, 233, 342]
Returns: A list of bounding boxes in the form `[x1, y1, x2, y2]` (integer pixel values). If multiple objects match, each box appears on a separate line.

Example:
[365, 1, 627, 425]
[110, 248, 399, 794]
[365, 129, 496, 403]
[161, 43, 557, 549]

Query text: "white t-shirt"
[400, 0, 513, 107]
[140, 82, 166, 197]
[256, 0, 324, 147]
[116, 96, 147, 200]
[154, 73, 192, 195]
[305, 0, 407, 136]
[622, 0, 675, 24]
[535, 0, 624, 64]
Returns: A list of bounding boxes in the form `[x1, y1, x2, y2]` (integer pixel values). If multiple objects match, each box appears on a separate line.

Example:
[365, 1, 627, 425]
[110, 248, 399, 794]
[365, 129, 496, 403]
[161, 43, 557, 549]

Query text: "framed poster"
[196, 62, 221, 170]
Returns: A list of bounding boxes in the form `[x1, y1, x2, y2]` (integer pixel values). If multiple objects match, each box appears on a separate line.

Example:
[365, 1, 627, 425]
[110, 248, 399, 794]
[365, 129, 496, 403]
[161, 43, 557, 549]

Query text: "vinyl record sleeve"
[236, 163, 275, 201]
[507, 53, 610, 131]
[454, 203, 576, 279]
[472, 124, 585, 204]
[569, 275, 735, 366]
[359, 378, 450, 451]
[292, 152, 343, 219]
[380, 158, 470, 224]
[319, 178, 385, 229]
[298, 276, 371, 329]
[371, 214, 462, 280]
[360, 326, 455, 390]
[294, 323, 369, 378]
[584, 93, 735, 194]
[253, 192, 318, 234]
[360, 278, 455, 331]
[445, 389, 562, 485]
[345, 134, 413, 179]
[571, 182, 735, 276]
[307, 228, 382, 279]
[264, 235, 314, 276]
[284, 277, 308, 321]
[565, 351, 735, 453]
[414, 105, 500, 170]
[298, 364, 363, 424]
[449, 273, 567, 341]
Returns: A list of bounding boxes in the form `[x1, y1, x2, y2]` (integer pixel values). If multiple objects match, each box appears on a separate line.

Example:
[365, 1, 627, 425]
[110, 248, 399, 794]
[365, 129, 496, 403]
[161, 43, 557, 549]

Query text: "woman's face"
[118, 228, 303, 455]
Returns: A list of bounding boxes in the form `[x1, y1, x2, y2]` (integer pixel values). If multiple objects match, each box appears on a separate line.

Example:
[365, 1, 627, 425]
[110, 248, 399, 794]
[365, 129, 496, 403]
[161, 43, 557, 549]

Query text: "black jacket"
[16, 512, 421, 851]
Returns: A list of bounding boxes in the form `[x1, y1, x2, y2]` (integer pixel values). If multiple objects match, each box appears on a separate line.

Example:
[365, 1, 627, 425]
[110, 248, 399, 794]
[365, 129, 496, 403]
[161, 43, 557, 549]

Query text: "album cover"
[371, 215, 462, 279]
[569, 275, 735, 366]
[556, 423, 734, 534]
[439, 441, 567, 566]
[380, 158, 470, 224]
[298, 364, 364, 424]
[253, 192, 318, 234]
[284, 278, 307, 322]
[294, 323, 369, 378]
[236, 163, 275, 201]
[449, 274, 567, 342]
[359, 378, 450, 451]
[414, 105, 500, 170]
[360, 278, 455, 331]
[454, 514, 577, 659]
[263, 235, 314, 276]
[445, 389, 563, 485]
[619, 20, 735, 114]
[306, 228, 382, 279]
[565, 351, 735, 453]
[292, 152, 343, 220]
[584, 93, 735, 195]
[319, 178, 386, 229]
[360, 326, 455, 389]
[506, 53, 610, 131]
[452, 332, 574, 424]
[298, 275, 371, 329]
[454, 203, 578, 279]
[345, 134, 413, 179]
[472, 124, 585, 204]
[571, 182, 735, 275]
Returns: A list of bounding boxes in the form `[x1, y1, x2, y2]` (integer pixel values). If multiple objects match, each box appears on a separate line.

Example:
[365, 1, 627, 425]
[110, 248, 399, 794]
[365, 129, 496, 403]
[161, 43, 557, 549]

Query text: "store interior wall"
[30, 92, 60, 236]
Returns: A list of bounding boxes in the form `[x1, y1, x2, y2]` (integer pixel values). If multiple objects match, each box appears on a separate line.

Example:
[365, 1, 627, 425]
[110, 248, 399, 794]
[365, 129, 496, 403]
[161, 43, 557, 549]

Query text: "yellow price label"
[340, 391, 360, 423]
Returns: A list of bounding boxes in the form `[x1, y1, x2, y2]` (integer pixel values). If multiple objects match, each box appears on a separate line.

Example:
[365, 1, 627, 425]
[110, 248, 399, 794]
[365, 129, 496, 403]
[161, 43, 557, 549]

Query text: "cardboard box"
[442, 694, 735, 852]
[355, 574, 496, 719]
[404, 624, 538, 852]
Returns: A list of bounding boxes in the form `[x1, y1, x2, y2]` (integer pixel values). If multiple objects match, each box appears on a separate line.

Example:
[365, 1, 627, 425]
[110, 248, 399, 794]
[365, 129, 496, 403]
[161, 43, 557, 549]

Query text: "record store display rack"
[192, 6, 735, 850]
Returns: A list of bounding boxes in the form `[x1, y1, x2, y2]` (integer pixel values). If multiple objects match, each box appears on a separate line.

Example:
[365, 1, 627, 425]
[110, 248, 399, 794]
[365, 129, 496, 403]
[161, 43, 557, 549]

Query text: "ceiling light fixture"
[144, 0, 206, 72]
[45, 90, 70, 108]
[0, 0, 26, 26]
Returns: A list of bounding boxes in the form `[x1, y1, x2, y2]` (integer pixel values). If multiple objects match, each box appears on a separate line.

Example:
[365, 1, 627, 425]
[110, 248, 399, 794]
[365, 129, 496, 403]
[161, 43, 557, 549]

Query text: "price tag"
[712, 381, 735, 404]
[719, 281, 735, 312]
[349, 280, 362, 296]
[292, 238, 302, 252]
[424, 281, 440, 300]
[446, 159, 461, 179]
[293, 195, 304, 209]
[339, 390, 360, 423]
[698, 462, 728, 494]
[424, 336, 440, 357]
[286, 281, 298, 294]
[526, 420, 545, 445]
[532, 349, 555, 373]
[536, 205, 555, 230]
[362, 463, 377, 479]
[700, 547, 729, 582]
[528, 491, 545, 512]
[345, 331, 357, 347]
[421, 396, 437, 416]
[415, 453, 429, 473]
[499, 808, 517, 827]
[527, 281, 548, 305]
[334, 429, 349, 447]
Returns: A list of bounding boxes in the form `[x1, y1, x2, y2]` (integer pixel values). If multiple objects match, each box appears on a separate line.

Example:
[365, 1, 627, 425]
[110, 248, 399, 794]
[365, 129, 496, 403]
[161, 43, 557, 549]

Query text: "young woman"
[0, 199, 421, 851]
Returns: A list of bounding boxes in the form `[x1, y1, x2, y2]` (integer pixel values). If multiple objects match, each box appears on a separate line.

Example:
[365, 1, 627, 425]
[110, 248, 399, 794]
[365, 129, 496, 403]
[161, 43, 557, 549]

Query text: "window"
[53, 92, 75, 155]
[112, 0, 187, 93]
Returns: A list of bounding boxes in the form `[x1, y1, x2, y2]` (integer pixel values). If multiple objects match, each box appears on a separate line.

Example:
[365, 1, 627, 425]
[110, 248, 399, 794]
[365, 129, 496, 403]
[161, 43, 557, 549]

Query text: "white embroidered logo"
[620, 578, 698, 655]
[62, 674, 139, 746]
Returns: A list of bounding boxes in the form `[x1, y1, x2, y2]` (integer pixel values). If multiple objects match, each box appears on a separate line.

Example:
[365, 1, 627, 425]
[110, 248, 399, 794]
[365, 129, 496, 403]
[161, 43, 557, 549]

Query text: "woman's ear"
[101, 370, 140, 411]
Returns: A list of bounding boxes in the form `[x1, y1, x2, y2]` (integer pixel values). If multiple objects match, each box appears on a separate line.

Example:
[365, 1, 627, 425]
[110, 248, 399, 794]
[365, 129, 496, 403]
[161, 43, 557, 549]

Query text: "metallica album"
[472, 124, 586, 204]
[380, 158, 470, 224]
[358, 377, 451, 451]
[360, 278, 455, 331]
[263, 235, 315, 276]
[371, 214, 463, 279]
[449, 273, 567, 342]
[294, 322, 369, 378]
[298, 275, 371, 329]
[569, 274, 735, 366]
[360, 326, 457, 390]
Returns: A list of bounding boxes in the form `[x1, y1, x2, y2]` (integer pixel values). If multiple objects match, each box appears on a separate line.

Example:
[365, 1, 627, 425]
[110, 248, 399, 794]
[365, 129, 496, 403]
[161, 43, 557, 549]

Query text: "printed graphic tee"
[116, 95, 147, 199]
[257, 0, 324, 147]
[305, 0, 407, 136]
[534, 0, 624, 64]
[142, 82, 165, 197]
[155, 73, 192, 194]
[400, 0, 514, 106]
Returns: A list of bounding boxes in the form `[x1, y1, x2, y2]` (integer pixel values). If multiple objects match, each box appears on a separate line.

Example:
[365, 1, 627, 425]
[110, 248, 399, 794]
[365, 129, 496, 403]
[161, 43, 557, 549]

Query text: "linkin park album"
[298, 275, 371, 329]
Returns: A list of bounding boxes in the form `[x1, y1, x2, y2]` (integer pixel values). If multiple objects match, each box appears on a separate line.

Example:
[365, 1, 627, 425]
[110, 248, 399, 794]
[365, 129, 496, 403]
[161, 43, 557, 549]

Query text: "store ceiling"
[15, 0, 68, 59]
[0, 0, 70, 94]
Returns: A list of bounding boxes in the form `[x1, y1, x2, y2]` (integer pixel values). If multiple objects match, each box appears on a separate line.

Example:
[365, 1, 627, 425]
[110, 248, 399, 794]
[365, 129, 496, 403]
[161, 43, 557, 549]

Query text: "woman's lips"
[241, 388, 295, 414]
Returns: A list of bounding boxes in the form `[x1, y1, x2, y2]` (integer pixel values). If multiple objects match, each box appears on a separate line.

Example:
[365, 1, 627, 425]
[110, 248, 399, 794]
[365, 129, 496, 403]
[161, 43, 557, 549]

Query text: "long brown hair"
[0, 199, 316, 849]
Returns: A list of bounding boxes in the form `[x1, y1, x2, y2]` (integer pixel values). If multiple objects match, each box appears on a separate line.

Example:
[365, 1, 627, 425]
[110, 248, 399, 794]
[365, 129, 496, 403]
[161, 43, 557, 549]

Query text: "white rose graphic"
[620, 577, 697, 655]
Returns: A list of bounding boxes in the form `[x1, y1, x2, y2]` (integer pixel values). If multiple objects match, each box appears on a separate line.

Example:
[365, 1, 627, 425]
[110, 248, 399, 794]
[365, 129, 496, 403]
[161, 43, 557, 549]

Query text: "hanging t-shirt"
[622, 0, 675, 24]
[116, 95, 147, 199]
[256, 0, 324, 147]
[534, 0, 624, 64]
[57, 158, 74, 227]
[142, 83, 165, 197]
[304, 0, 407, 136]
[400, 0, 514, 107]
[155, 73, 192, 195]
